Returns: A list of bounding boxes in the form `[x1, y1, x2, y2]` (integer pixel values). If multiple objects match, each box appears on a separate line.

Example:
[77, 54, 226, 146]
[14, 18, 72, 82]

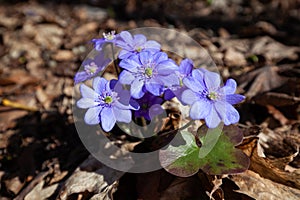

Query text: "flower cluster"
[75, 31, 245, 131]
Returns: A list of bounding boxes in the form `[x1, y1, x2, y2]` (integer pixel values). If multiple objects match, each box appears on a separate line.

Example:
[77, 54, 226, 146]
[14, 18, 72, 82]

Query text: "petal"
[156, 60, 178, 75]
[100, 107, 116, 132]
[119, 55, 140, 70]
[213, 101, 226, 120]
[189, 100, 211, 120]
[92, 38, 105, 51]
[204, 106, 221, 128]
[224, 104, 240, 125]
[225, 94, 245, 105]
[153, 52, 168, 63]
[145, 81, 163, 96]
[113, 107, 132, 123]
[204, 70, 221, 90]
[138, 51, 151, 65]
[74, 71, 89, 84]
[77, 98, 97, 108]
[158, 73, 180, 86]
[181, 89, 199, 105]
[93, 77, 107, 94]
[84, 106, 102, 125]
[223, 79, 237, 94]
[164, 89, 175, 100]
[119, 70, 135, 85]
[80, 84, 98, 99]
[131, 79, 145, 99]
[179, 58, 193, 75]
[118, 50, 133, 59]
[182, 76, 205, 93]
[133, 34, 147, 46]
[191, 69, 204, 83]
[144, 40, 161, 50]
[118, 31, 133, 46]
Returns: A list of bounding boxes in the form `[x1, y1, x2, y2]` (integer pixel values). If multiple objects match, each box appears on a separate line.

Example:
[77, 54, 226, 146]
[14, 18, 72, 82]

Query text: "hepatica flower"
[182, 69, 245, 128]
[92, 31, 117, 51]
[77, 77, 137, 132]
[115, 31, 161, 59]
[74, 52, 111, 84]
[164, 58, 193, 101]
[119, 51, 179, 99]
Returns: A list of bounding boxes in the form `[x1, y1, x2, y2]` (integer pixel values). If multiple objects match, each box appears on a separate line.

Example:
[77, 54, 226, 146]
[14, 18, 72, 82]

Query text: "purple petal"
[93, 77, 107, 94]
[100, 107, 116, 132]
[153, 52, 168, 63]
[189, 100, 211, 120]
[181, 89, 199, 105]
[204, 106, 221, 128]
[182, 76, 205, 93]
[191, 69, 204, 83]
[158, 73, 180, 87]
[77, 98, 97, 108]
[223, 79, 237, 94]
[80, 84, 98, 99]
[113, 108, 132, 123]
[179, 58, 193, 75]
[224, 104, 240, 125]
[119, 56, 140, 71]
[118, 31, 133, 46]
[74, 71, 89, 84]
[138, 51, 151, 65]
[156, 60, 178, 75]
[164, 89, 175, 100]
[145, 81, 163, 96]
[144, 40, 161, 50]
[213, 101, 226, 120]
[119, 70, 135, 85]
[118, 50, 133, 59]
[92, 38, 105, 51]
[204, 70, 221, 90]
[131, 79, 145, 99]
[133, 34, 147, 46]
[84, 106, 102, 125]
[225, 94, 245, 105]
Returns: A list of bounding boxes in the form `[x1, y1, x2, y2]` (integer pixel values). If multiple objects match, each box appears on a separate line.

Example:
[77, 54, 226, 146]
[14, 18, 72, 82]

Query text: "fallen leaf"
[58, 155, 124, 200]
[237, 136, 300, 189]
[239, 66, 287, 98]
[24, 181, 58, 200]
[230, 170, 300, 200]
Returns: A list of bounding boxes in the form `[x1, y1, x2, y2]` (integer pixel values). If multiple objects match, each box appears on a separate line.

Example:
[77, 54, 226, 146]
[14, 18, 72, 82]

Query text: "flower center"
[136, 46, 143, 52]
[103, 31, 116, 41]
[104, 96, 113, 104]
[145, 67, 153, 77]
[84, 62, 98, 74]
[207, 91, 218, 100]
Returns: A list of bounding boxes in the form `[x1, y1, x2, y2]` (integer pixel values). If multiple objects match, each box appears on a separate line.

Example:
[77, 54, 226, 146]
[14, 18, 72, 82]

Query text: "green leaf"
[159, 125, 249, 177]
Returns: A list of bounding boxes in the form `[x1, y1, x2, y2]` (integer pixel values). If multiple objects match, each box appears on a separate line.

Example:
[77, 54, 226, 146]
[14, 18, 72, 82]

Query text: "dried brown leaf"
[237, 136, 300, 189]
[231, 170, 300, 200]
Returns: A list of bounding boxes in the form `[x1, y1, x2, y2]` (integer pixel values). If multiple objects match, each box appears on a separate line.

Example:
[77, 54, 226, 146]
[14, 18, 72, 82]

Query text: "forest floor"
[0, 0, 299, 199]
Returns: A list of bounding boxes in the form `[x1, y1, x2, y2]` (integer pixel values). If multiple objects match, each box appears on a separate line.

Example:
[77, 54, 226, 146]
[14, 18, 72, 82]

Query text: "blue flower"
[164, 58, 193, 101]
[119, 51, 179, 99]
[74, 52, 111, 84]
[115, 31, 161, 59]
[92, 31, 117, 51]
[77, 77, 138, 132]
[182, 69, 245, 128]
[134, 92, 164, 121]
